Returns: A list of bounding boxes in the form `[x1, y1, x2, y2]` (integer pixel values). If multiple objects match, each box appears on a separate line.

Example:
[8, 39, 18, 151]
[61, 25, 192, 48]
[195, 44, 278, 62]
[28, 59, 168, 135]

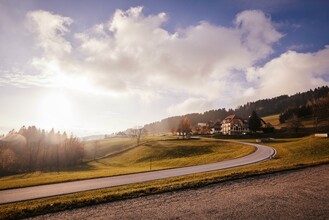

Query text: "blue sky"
[0, 0, 329, 136]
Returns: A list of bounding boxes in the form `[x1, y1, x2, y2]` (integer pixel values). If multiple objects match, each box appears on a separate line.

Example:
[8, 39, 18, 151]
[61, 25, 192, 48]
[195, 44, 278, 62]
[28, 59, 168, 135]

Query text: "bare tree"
[128, 126, 147, 145]
[288, 114, 304, 133]
[177, 117, 192, 139]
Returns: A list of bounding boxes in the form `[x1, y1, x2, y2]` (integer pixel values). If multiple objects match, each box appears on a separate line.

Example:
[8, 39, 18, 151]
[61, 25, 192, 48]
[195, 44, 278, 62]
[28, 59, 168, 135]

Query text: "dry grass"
[262, 114, 319, 129]
[0, 139, 254, 190]
[1, 136, 328, 220]
[83, 137, 136, 160]
[262, 114, 281, 127]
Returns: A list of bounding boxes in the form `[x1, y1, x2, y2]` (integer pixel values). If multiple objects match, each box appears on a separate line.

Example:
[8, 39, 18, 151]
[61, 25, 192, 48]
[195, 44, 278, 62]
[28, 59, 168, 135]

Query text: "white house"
[221, 115, 249, 135]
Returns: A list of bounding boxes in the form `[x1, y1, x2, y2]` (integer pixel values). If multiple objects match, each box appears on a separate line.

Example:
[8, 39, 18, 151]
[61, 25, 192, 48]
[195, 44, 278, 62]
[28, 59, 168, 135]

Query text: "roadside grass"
[0, 139, 254, 190]
[1, 136, 328, 220]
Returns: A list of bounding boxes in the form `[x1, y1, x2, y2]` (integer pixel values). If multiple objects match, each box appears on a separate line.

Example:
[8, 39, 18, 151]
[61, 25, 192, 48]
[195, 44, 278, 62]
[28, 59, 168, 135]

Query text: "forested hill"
[144, 86, 329, 134]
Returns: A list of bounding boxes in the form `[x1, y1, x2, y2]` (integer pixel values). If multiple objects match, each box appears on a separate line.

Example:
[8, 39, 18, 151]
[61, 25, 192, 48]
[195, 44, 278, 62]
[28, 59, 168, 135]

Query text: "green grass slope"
[0, 139, 254, 190]
[83, 137, 136, 160]
[1, 136, 328, 220]
[262, 114, 281, 128]
[96, 139, 255, 170]
[262, 114, 322, 130]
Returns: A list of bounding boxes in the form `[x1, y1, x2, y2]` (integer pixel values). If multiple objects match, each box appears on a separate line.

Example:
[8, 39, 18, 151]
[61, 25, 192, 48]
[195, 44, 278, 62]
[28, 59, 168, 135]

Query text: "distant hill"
[81, 134, 105, 141]
[144, 86, 329, 134]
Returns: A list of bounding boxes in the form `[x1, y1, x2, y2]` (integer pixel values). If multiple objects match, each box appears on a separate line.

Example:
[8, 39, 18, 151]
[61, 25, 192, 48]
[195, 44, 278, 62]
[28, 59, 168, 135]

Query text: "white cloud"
[6, 7, 327, 116]
[286, 44, 313, 51]
[27, 10, 73, 56]
[245, 46, 329, 100]
[73, 7, 281, 114]
[235, 10, 283, 60]
[167, 97, 214, 116]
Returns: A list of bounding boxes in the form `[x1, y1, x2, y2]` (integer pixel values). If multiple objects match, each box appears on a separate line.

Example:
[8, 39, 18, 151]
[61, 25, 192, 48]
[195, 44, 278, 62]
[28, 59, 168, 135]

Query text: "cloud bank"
[245, 46, 329, 99]
[3, 7, 329, 115]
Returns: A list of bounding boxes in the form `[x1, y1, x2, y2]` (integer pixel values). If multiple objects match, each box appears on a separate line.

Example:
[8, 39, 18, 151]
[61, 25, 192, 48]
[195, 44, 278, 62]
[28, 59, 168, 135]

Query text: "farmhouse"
[194, 121, 221, 134]
[195, 122, 211, 134]
[221, 115, 249, 135]
[211, 121, 222, 134]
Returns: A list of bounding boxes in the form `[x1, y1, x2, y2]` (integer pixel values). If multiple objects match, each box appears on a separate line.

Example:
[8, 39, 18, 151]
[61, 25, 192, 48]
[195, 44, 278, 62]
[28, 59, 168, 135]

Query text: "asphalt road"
[32, 164, 329, 220]
[0, 140, 275, 204]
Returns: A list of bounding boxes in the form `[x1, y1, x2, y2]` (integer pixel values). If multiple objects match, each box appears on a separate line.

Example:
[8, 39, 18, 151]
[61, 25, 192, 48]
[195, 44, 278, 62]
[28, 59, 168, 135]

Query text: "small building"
[221, 115, 249, 135]
[211, 121, 222, 134]
[197, 123, 207, 127]
[195, 123, 210, 134]
[195, 122, 221, 135]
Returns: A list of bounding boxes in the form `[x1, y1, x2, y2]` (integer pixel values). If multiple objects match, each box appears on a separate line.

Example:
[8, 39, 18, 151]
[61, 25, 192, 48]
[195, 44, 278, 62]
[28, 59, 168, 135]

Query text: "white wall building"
[221, 115, 249, 135]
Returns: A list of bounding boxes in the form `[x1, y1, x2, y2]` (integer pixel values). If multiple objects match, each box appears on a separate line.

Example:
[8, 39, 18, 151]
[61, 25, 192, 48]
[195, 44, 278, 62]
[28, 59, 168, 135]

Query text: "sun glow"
[37, 91, 75, 130]
[52, 73, 96, 93]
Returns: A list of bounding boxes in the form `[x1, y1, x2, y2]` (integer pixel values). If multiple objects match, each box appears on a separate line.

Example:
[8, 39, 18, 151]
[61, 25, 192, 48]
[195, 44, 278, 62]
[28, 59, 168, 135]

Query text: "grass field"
[83, 136, 175, 160]
[1, 136, 328, 219]
[83, 137, 137, 160]
[0, 139, 254, 190]
[262, 114, 281, 128]
[262, 114, 319, 129]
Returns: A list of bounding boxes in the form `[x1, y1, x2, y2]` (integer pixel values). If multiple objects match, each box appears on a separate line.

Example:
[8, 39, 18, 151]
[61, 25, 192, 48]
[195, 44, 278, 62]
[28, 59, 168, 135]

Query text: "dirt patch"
[31, 165, 329, 220]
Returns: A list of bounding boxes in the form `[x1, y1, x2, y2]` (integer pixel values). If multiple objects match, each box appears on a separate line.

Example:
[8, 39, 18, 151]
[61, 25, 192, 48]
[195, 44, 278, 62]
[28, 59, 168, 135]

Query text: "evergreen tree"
[248, 111, 262, 132]
[143, 86, 329, 134]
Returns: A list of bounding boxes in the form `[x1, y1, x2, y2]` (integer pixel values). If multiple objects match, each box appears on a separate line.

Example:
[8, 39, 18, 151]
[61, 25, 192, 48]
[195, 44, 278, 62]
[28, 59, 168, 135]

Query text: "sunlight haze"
[0, 0, 329, 136]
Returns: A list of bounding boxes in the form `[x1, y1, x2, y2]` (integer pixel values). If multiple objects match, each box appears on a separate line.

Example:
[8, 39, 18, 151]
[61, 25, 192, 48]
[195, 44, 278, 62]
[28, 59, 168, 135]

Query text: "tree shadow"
[0, 162, 95, 179]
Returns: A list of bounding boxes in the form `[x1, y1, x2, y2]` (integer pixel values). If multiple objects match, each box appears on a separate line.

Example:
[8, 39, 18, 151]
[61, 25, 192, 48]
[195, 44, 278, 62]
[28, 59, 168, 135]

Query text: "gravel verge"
[30, 164, 329, 220]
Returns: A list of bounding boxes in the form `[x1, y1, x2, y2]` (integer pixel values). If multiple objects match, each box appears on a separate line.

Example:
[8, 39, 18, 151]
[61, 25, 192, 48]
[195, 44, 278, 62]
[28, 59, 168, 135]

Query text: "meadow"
[83, 137, 137, 161]
[1, 135, 328, 219]
[262, 114, 319, 129]
[0, 138, 254, 190]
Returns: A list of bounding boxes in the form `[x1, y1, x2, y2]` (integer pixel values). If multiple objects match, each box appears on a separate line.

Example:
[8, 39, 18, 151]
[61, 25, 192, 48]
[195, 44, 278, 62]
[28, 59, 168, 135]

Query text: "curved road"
[0, 140, 275, 204]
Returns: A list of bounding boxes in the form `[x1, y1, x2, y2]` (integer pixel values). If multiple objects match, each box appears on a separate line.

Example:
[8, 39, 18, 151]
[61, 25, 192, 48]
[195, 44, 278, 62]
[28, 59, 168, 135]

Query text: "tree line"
[144, 86, 329, 134]
[0, 126, 84, 176]
[280, 93, 329, 132]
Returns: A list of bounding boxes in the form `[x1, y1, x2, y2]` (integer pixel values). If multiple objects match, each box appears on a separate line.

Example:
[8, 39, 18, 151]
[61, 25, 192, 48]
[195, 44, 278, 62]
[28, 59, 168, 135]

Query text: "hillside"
[144, 86, 329, 134]
[83, 137, 136, 161]
[262, 114, 316, 129]
[0, 139, 254, 190]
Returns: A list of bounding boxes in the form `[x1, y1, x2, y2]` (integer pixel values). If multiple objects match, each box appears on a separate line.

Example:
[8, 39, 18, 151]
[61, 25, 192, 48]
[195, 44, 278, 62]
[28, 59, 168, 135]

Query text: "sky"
[0, 0, 329, 136]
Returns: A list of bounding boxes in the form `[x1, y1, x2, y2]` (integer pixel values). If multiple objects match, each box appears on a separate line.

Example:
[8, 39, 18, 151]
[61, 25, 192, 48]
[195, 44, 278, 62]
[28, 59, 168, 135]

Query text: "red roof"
[224, 115, 236, 120]
[222, 114, 245, 123]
